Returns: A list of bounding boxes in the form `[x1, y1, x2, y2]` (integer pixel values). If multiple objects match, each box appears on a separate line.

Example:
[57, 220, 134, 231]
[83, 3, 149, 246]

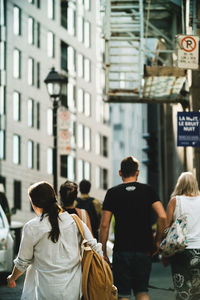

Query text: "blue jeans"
[112, 251, 152, 298]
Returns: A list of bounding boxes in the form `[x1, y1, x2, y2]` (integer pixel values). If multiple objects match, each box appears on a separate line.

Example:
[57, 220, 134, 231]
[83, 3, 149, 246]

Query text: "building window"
[60, 155, 67, 177]
[0, 41, 5, 70]
[84, 58, 91, 82]
[77, 124, 83, 148]
[84, 21, 91, 48]
[36, 0, 41, 8]
[37, 22, 40, 48]
[78, 54, 83, 77]
[103, 169, 108, 190]
[47, 148, 53, 174]
[103, 103, 110, 124]
[48, 0, 55, 20]
[96, 167, 108, 190]
[13, 6, 21, 35]
[60, 155, 76, 180]
[0, 86, 5, 115]
[1, 0, 5, 25]
[96, 97, 110, 124]
[14, 180, 21, 210]
[85, 0, 91, 10]
[77, 16, 84, 43]
[28, 57, 34, 85]
[69, 117, 76, 148]
[28, 140, 34, 169]
[36, 102, 40, 129]
[84, 161, 91, 180]
[68, 155, 76, 180]
[28, 17, 35, 44]
[61, 0, 67, 28]
[47, 108, 53, 135]
[36, 143, 40, 170]
[95, 134, 100, 155]
[61, 42, 75, 73]
[61, 40, 67, 71]
[13, 91, 21, 121]
[28, 98, 34, 127]
[47, 31, 55, 57]
[96, 134, 108, 157]
[84, 127, 91, 151]
[67, 82, 76, 111]
[84, 92, 91, 116]
[77, 159, 84, 182]
[36, 62, 40, 88]
[13, 49, 21, 78]
[13, 134, 21, 164]
[96, 167, 100, 189]
[0, 130, 5, 160]
[77, 89, 84, 113]
[68, 46, 76, 74]
[103, 136, 108, 157]
[68, 5, 76, 35]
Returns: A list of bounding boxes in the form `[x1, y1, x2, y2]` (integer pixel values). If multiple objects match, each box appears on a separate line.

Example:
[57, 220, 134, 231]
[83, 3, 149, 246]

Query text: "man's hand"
[7, 275, 16, 288]
[152, 240, 161, 257]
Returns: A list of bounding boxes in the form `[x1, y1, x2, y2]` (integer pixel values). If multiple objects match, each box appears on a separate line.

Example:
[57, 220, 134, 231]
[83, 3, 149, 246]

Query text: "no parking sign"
[176, 35, 199, 69]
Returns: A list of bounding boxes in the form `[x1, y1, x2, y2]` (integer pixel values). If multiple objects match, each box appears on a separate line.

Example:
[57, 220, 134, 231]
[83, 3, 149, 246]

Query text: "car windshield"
[0, 211, 5, 229]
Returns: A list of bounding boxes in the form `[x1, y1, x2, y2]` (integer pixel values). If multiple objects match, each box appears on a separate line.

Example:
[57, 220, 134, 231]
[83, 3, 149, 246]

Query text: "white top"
[174, 195, 200, 249]
[14, 212, 103, 300]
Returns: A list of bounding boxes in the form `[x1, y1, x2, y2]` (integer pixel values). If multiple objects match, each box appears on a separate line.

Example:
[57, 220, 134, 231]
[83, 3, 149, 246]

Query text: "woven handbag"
[159, 196, 188, 257]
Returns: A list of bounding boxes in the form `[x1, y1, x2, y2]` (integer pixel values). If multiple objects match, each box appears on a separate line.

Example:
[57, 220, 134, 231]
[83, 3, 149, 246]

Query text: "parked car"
[0, 204, 14, 273]
[0, 184, 12, 224]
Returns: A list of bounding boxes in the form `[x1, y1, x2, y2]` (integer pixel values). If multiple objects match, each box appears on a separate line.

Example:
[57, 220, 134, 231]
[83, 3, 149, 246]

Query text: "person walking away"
[59, 180, 92, 233]
[7, 181, 102, 300]
[100, 156, 167, 300]
[76, 179, 102, 240]
[166, 172, 200, 300]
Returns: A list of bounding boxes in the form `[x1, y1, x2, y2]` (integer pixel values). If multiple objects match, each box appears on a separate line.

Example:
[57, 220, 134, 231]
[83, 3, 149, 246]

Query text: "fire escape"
[103, 0, 187, 104]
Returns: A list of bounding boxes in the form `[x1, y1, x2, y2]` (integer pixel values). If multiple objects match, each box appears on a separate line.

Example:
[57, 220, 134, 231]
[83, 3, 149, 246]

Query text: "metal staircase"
[103, 0, 187, 104]
[104, 0, 144, 101]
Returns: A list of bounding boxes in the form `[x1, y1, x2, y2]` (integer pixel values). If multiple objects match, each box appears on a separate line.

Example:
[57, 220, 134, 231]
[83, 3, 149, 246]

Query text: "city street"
[0, 261, 174, 300]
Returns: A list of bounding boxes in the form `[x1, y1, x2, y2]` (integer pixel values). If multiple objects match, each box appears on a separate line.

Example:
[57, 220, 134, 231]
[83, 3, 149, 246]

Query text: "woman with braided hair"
[7, 181, 103, 300]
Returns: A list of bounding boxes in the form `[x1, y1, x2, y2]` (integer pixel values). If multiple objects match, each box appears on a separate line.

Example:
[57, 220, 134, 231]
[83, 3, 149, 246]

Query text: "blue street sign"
[177, 112, 200, 147]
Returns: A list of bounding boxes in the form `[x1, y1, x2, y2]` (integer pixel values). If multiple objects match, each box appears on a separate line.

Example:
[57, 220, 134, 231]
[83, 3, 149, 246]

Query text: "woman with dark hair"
[59, 180, 92, 233]
[7, 181, 102, 300]
[166, 172, 200, 300]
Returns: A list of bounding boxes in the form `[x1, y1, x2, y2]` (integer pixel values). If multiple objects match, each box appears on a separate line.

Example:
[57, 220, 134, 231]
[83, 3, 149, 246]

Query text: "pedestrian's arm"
[99, 210, 112, 263]
[7, 266, 23, 288]
[166, 197, 176, 227]
[152, 201, 167, 254]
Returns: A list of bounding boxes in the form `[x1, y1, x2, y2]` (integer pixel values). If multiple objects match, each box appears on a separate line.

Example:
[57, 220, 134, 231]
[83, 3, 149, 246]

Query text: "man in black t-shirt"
[100, 156, 166, 300]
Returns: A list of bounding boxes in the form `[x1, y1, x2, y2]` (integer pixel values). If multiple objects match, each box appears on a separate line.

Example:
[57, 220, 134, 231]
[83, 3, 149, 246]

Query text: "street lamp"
[44, 67, 67, 194]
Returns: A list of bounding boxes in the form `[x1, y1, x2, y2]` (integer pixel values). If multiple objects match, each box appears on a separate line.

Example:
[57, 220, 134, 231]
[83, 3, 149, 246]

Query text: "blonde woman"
[166, 172, 200, 300]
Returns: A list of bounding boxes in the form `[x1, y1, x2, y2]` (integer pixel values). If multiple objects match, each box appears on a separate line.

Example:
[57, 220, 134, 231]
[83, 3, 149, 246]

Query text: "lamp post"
[44, 67, 66, 194]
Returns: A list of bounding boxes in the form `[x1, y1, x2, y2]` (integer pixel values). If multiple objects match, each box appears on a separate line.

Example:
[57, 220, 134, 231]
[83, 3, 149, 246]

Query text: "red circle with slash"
[181, 36, 197, 53]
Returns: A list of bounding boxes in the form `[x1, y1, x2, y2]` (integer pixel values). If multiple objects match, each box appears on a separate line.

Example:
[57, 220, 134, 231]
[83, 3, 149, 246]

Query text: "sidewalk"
[148, 261, 175, 300]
